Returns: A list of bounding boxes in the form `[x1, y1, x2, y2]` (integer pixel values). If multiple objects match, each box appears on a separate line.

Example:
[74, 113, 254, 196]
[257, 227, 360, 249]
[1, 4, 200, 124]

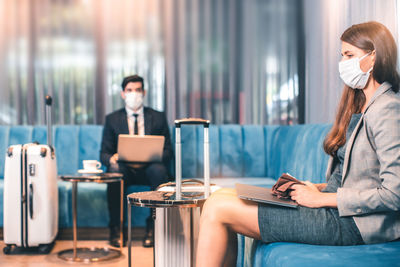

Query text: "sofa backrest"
[175, 124, 331, 183]
[0, 124, 331, 183]
[0, 125, 103, 176]
[264, 124, 331, 182]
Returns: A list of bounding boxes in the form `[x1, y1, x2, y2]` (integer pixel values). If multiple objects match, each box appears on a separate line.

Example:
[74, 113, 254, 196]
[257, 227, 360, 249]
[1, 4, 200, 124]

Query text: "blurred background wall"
[0, 0, 398, 126]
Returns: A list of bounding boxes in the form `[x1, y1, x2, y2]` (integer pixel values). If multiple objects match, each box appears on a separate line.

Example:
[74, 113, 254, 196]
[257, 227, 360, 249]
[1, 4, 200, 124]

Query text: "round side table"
[127, 190, 208, 267]
[58, 172, 123, 263]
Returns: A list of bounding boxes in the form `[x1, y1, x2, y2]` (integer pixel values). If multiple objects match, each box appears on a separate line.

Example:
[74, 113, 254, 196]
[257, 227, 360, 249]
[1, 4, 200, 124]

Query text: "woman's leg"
[196, 188, 261, 267]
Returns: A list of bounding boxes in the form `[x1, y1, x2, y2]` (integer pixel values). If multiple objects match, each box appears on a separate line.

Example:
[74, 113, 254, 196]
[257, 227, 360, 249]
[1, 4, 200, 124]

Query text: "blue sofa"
[1, 124, 399, 266]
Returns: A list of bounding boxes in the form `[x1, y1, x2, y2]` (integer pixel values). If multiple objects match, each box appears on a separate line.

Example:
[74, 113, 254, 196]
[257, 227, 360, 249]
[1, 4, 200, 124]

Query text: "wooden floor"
[0, 240, 153, 267]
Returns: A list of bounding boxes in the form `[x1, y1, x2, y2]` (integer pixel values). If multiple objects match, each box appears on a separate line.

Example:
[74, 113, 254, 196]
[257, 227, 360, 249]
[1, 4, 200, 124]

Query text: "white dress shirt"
[126, 106, 145, 135]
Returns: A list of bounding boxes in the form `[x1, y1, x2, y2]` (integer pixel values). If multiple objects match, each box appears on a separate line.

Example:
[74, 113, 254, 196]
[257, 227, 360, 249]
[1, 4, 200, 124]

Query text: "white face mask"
[338, 52, 373, 89]
[124, 92, 143, 111]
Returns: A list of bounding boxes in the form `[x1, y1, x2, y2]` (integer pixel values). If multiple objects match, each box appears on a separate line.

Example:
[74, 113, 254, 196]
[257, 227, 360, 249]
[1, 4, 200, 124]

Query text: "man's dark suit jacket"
[100, 107, 173, 170]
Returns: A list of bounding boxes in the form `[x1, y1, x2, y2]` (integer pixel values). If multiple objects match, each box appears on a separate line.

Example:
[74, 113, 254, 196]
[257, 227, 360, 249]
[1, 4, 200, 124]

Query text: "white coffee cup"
[83, 160, 101, 171]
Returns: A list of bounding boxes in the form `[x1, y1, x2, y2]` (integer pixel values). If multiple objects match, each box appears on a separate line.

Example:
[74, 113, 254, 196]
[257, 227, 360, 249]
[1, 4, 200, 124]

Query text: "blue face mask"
[338, 52, 373, 89]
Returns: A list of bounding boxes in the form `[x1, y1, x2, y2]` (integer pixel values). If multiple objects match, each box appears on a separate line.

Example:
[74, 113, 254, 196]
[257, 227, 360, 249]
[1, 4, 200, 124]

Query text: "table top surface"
[60, 172, 123, 183]
[127, 190, 207, 208]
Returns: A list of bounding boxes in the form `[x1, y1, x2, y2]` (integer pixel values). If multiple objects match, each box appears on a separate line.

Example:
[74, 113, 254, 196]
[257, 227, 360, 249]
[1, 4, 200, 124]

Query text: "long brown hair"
[324, 21, 400, 156]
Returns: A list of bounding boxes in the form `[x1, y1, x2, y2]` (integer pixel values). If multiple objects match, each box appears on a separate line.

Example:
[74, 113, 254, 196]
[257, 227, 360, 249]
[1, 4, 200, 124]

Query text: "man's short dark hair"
[121, 75, 144, 91]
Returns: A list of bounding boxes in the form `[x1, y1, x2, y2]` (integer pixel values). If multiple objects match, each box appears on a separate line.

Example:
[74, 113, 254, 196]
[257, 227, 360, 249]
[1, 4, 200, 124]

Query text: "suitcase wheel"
[38, 243, 54, 254]
[3, 245, 12, 255]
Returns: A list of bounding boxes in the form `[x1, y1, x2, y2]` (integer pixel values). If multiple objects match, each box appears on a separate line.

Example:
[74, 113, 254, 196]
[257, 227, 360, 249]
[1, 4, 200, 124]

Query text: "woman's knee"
[213, 188, 237, 196]
[200, 198, 223, 225]
[200, 193, 237, 224]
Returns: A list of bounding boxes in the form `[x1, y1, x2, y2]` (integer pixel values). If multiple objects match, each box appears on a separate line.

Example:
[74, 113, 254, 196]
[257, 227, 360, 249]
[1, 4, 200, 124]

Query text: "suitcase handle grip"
[45, 95, 52, 106]
[29, 184, 33, 219]
[175, 118, 210, 127]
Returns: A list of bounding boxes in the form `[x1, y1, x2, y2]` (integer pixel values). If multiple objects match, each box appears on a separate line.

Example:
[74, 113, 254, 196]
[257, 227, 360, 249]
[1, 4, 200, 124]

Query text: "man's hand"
[290, 181, 336, 208]
[110, 153, 119, 165]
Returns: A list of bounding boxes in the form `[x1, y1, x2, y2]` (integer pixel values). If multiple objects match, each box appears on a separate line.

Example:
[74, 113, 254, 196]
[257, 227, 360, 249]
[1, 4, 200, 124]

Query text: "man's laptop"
[117, 135, 165, 163]
[236, 183, 298, 208]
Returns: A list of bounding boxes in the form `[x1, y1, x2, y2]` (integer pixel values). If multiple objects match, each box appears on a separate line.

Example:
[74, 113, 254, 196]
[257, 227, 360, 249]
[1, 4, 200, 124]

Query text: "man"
[100, 75, 173, 248]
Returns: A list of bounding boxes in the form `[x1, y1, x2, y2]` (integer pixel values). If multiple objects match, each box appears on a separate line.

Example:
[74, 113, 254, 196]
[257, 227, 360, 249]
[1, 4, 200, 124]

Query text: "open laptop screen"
[117, 135, 165, 163]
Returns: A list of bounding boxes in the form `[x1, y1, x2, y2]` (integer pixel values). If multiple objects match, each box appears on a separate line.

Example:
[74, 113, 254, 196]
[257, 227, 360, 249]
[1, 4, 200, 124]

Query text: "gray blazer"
[326, 82, 400, 244]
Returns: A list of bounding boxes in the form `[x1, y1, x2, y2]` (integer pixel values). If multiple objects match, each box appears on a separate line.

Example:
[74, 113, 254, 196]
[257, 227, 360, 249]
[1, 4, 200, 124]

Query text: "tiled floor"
[0, 240, 153, 267]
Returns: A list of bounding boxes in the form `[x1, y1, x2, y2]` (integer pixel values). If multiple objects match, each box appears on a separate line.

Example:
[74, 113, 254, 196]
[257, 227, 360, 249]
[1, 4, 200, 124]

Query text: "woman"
[196, 21, 400, 267]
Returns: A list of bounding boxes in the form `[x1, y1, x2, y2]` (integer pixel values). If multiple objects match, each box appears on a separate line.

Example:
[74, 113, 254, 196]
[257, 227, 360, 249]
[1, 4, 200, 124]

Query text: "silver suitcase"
[155, 118, 211, 267]
[3, 96, 58, 254]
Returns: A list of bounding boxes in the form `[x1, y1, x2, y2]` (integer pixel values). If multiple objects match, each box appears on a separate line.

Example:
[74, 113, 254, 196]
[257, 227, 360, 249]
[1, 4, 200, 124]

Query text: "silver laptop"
[117, 135, 165, 163]
[236, 183, 298, 208]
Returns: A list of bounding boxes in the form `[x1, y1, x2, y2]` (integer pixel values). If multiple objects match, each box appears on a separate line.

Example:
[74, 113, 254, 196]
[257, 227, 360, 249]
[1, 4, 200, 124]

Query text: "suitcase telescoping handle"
[45, 95, 53, 147]
[174, 118, 211, 200]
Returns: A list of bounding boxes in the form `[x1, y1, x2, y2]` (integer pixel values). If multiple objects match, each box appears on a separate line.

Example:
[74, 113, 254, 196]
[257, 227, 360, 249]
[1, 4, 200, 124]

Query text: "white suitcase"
[3, 96, 58, 254]
[154, 118, 212, 267]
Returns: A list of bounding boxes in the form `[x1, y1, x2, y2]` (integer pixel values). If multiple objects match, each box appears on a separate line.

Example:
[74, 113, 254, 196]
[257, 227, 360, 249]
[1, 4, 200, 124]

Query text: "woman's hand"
[289, 181, 337, 208]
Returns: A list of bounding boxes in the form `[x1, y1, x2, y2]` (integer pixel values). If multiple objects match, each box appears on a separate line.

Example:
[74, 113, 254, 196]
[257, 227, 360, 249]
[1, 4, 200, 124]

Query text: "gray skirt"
[258, 204, 364, 246]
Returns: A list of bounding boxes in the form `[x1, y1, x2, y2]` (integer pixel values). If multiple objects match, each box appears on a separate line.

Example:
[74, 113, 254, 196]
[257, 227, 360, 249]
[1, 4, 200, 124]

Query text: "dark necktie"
[133, 114, 139, 135]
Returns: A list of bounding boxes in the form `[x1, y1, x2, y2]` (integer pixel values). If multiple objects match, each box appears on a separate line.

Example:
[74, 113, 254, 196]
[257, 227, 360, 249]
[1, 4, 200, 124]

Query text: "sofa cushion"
[196, 125, 220, 178]
[58, 181, 72, 228]
[252, 240, 400, 267]
[9, 126, 33, 145]
[172, 125, 221, 179]
[220, 125, 244, 177]
[55, 126, 80, 175]
[175, 125, 198, 178]
[32, 126, 48, 144]
[74, 182, 109, 227]
[78, 125, 103, 170]
[243, 126, 266, 177]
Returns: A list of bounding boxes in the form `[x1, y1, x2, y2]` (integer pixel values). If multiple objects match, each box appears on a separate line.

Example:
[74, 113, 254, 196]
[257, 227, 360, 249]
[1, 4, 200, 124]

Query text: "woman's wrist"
[318, 192, 337, 208]
[316, 183, 327, 191]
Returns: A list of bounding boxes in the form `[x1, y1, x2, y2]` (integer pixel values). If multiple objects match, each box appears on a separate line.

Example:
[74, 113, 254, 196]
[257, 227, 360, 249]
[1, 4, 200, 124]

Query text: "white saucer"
[78, 169, 103, 174]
